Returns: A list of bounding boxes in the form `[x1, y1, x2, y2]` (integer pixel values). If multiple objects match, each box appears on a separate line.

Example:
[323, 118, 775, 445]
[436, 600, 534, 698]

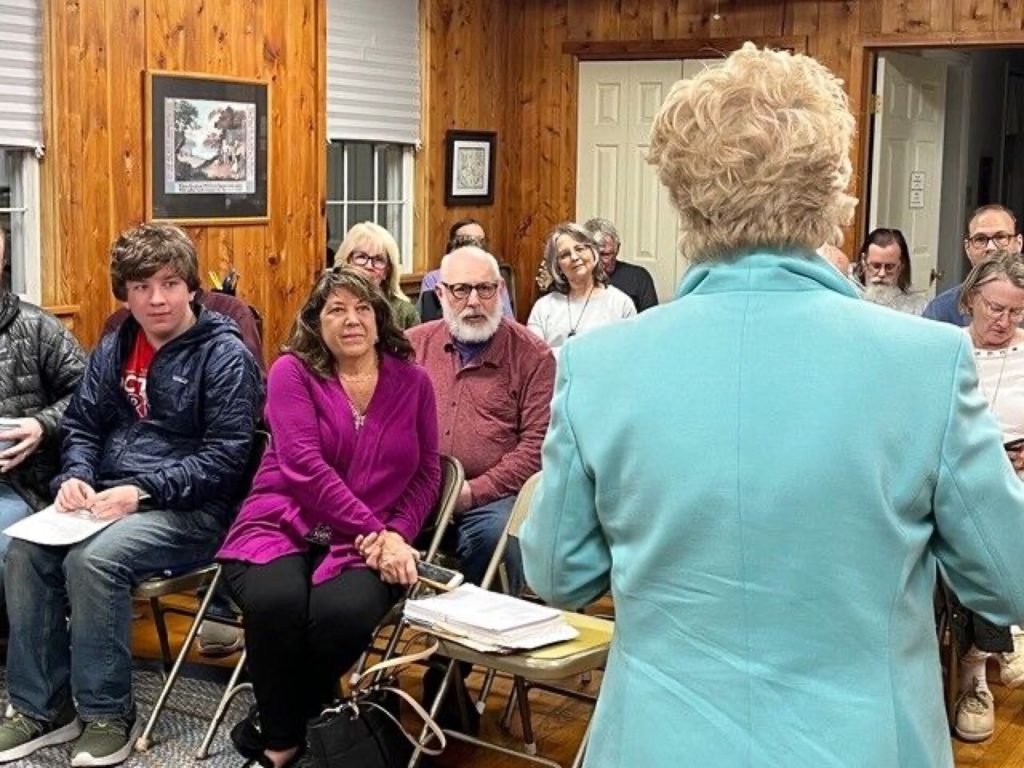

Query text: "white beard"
[443, 303, 502, 343]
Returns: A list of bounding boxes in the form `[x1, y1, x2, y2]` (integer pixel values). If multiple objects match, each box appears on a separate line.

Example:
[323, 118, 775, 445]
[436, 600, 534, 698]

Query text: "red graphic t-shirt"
[122, 331, 155, 419]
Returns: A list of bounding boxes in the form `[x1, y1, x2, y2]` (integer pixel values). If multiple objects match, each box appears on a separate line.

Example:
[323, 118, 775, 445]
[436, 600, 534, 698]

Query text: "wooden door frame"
[850, 33, 1024, 254]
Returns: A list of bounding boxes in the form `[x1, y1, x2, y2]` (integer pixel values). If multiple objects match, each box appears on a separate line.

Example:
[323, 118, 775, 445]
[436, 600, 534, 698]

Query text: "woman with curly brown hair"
[217, 267, 440, 767]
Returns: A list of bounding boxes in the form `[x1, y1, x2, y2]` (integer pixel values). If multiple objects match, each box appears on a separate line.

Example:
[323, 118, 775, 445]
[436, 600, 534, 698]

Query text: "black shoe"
[230, 704, 264, 761]
[421, 663, 480, 736]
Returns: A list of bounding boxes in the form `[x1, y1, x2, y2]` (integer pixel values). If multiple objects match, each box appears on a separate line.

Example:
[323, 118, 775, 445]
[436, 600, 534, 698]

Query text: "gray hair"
[439, 245, 501, 281]
[542, 222, 609, 295]
[958, 250, 1024, 316]
[584, 217, 620, 252]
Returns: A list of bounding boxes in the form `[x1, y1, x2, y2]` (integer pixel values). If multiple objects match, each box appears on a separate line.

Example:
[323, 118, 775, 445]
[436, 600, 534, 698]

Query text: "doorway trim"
[850, 33, 1024, 253]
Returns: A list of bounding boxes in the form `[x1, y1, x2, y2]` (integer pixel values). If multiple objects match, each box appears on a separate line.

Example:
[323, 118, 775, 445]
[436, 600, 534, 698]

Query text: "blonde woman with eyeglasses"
[334, 222, 420, 329]
[949, 250, 1024, 743]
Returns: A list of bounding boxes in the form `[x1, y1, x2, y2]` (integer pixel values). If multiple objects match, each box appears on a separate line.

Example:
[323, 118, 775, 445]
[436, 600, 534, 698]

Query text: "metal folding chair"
[133, 562, 234, 752]
[407, 473, 614, 768]
[194, 454, 465, 760]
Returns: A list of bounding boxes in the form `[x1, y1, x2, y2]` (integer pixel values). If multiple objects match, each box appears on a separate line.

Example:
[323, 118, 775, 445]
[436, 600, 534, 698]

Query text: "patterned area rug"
[0, 665, 254, 767]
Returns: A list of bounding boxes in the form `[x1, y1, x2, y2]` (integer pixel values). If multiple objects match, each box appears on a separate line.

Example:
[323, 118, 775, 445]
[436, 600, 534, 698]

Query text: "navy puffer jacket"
[53, 306, 263, 524]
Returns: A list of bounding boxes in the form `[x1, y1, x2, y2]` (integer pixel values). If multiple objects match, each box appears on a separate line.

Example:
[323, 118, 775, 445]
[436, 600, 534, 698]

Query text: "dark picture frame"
[444, 130, 496, 206]
[145, 71, 270, 225]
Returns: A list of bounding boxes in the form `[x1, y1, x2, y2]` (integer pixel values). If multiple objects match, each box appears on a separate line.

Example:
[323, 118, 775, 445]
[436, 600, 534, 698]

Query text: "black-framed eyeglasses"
[348, 251, 389, 269]
[966, 232, 1016, 250]
[441, 281, 500, 301]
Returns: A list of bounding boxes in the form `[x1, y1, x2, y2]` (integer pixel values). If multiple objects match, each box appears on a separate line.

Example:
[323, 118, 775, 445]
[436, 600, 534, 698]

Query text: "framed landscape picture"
[145, 71, 270, 225]
[445, 130, 496, 206]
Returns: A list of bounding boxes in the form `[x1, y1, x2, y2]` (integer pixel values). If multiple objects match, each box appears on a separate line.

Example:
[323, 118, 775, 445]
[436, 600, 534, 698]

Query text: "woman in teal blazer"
[521, 45, 1024, 768]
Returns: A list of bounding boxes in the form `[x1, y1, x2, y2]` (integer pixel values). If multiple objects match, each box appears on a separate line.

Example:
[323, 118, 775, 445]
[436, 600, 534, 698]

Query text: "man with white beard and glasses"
[408, 245, 554, 592]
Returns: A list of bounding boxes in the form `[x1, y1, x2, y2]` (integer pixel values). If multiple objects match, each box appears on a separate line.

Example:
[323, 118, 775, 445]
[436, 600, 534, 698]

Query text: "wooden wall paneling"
[995, 0, 1024, 34]
[663, 0, 708, 39]
[785, 0, 821, 37]
[618, 0, 654, 41]
[927, 0, 955, 34]
[953, 0, 997, 35]
[859, 0, 884, 36]
[46, 0, 323, 356]
[881, 0, 934, 34]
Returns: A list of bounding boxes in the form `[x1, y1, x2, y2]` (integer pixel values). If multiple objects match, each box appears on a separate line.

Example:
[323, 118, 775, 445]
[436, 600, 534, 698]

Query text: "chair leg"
[136, 568, 221, 753]
[476, 668, 497, 714]
[149, 597, 173, 674]
[514, 675, 537, 756]
[501, 684, 518, 731]
[408, 660, 456, 768]
[195, 649, 251, 760]
[570, 718, 592, 768]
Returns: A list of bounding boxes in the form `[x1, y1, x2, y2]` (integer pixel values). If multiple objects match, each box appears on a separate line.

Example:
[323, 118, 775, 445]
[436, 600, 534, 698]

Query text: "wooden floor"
[131, 600, 1024, 768]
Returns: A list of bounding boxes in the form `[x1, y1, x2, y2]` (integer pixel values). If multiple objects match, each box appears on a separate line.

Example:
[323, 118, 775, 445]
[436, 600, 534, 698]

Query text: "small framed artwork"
[145, 71, 270, 225]
[445, 130, 496, 206]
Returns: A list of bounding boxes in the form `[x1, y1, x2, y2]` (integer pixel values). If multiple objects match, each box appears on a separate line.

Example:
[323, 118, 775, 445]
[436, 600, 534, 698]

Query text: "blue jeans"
[0, 482, 33, 608]
[4, 508, 222, 721]
[455, 495, 523, 595]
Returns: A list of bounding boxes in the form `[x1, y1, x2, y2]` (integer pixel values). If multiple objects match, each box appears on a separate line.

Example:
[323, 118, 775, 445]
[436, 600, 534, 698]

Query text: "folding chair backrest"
[420, 455, 464, 563]
[479, 471, 541, 590]
[507, 472, 541, 539]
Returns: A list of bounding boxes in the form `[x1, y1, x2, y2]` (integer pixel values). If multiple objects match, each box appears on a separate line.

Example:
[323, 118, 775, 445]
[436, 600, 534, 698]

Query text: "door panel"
[869, 52, 948, 295]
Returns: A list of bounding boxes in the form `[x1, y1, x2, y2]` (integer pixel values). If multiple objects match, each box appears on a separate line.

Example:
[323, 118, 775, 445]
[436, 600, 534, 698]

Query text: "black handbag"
[306, 641, 445, 768]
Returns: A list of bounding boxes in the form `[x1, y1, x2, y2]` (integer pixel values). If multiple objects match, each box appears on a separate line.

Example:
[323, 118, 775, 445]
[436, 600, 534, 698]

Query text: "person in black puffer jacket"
[0, 223, 263, 768]
[0, 227, 86, 613]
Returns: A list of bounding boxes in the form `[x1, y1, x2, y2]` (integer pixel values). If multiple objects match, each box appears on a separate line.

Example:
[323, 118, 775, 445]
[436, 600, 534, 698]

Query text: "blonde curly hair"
[648, 43, 857, 262]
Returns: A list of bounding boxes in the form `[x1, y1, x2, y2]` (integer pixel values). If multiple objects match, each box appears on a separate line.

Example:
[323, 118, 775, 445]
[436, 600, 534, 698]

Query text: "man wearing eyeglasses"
[923, 204, 1023, 325]
[407, 246, 555, 593]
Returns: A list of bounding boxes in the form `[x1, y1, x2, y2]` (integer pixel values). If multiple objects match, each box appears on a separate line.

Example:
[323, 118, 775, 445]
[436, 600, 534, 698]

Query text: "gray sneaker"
[0, 701, 82, 763]
[70, 713, 140, 767]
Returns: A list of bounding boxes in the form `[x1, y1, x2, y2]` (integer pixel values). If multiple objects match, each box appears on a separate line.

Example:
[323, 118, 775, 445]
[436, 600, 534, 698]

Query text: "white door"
[576, 60, 682, 301]
[868, 52, 948, 294]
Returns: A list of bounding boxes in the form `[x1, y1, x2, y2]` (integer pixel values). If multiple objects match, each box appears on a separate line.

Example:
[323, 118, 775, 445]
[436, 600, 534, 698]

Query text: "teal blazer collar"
[676, 251, 861, 301]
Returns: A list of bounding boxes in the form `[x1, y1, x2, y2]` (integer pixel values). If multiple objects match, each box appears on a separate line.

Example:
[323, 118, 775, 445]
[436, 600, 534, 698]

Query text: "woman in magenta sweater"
[218, 267, 440, 768]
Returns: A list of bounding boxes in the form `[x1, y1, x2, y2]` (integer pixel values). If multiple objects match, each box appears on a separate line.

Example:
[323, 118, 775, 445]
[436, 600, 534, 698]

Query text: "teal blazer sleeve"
[934, 336, 1024, 625]
[520, 343, 611, 609]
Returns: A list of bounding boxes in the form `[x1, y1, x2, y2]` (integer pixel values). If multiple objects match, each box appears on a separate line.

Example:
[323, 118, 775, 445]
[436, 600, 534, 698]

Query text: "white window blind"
[326, 0, 420, 145]
[0, 1, 43, 151]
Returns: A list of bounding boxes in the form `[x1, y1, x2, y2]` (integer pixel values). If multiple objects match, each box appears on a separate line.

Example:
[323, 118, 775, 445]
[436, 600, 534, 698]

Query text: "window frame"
[0, 148, 42, 303]
[326, 140, 415, 275]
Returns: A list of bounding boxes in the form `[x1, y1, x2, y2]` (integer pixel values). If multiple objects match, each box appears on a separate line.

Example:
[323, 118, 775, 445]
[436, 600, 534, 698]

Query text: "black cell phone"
[415, 561, 464, 589]
[1005, 438, 1024, 452]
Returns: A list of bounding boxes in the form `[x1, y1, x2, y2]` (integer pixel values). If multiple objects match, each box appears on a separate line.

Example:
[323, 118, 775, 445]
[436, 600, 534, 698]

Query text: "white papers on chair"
[3, 505, 116, 546]
[403, 584, 579, 651]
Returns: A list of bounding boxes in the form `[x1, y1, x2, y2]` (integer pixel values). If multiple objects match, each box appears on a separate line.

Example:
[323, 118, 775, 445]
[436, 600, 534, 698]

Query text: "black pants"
[943, 583, 1014, 656]
[224, 555, 402, 749]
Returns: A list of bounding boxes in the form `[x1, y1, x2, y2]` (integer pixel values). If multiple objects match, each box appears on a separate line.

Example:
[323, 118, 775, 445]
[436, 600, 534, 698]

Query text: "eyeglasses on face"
[976, 292, 1024, 323]
[864, 261, 900, 274]
[966, 232, 1016, 250]
[441, 281, 500, 301]
[349, 251, 389, 270]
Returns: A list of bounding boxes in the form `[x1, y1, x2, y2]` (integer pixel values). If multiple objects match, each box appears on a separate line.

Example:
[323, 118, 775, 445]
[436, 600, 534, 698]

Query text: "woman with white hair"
[526, 222, 635, 352]
[334, 222, 419, 329]
[520, 43, 1024, 768]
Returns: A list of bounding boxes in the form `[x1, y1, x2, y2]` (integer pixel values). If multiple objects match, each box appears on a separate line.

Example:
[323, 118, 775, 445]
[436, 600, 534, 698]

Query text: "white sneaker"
[955, 677, 995, 742]
[1000, 631, 1024, 688]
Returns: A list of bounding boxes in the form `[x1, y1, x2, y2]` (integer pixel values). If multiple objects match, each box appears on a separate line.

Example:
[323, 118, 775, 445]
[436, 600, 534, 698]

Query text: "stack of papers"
[3, 504, 115, 546]
[404, 584, 579, 652]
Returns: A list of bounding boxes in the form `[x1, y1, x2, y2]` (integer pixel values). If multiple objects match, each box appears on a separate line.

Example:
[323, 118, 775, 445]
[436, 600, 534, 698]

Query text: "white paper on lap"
[3, 504, 115, 545]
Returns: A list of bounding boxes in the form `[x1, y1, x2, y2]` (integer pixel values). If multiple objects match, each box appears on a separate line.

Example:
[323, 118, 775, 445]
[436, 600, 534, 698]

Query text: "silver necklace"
[566, 285, 595, 338]
[349, 400, 366, 431]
